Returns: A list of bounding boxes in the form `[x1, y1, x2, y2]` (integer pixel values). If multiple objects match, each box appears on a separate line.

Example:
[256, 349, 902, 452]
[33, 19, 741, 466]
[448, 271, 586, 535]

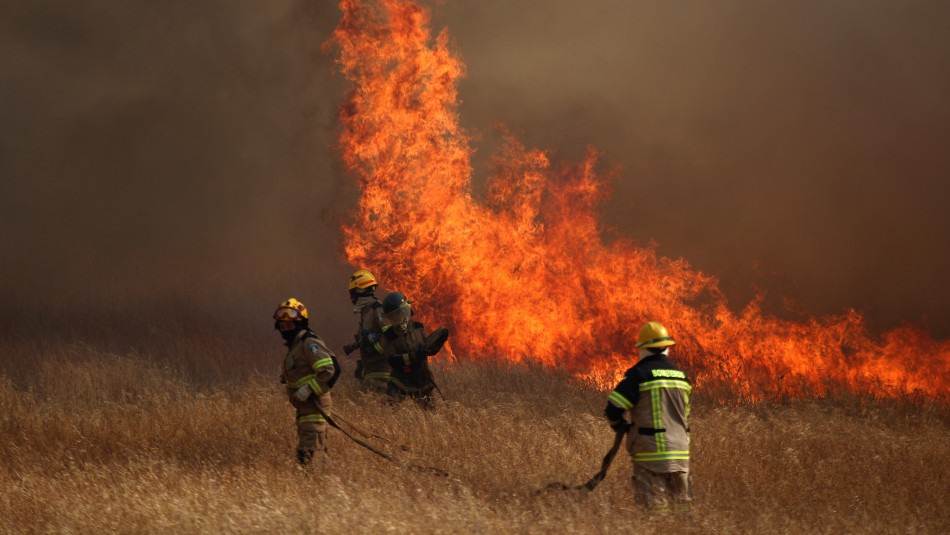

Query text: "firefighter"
[378, 292, 448, 410]
[604, 321, 692, 514]
[345, 269, 389, 394]
[274, 298, 337, 465]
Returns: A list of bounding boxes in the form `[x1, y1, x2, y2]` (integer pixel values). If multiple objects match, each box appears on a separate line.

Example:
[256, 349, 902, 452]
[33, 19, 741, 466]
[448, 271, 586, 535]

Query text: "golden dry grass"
[1, 337, 948, 534]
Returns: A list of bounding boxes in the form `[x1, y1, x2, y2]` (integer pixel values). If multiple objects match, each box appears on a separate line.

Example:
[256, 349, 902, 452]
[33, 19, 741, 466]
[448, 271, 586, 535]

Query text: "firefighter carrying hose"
[274, 298, 337, 466]
[345, 269, 389, 394]
[604, 321, 693, 513]
[378, 292, 449, 410]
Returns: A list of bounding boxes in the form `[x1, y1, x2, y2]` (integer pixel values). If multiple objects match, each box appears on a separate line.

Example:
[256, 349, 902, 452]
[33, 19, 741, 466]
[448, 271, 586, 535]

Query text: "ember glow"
[328, 0, 949, 399]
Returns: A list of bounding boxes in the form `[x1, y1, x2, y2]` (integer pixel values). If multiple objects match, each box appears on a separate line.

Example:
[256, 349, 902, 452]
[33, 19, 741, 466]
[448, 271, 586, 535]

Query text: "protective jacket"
[283, 330, 336, 396]
[604, 353, 691, 473]
[380, 320, 436, 394]
[353, 298, 389, 383]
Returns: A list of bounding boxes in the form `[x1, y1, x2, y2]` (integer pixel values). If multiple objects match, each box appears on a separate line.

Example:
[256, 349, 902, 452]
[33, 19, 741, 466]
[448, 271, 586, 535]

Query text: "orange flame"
[328, 0, 949, 399]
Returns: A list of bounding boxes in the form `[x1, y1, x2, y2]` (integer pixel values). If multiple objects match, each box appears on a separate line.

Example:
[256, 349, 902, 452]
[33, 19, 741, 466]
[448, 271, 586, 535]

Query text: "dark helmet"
[382, 292, 412, 327]
[382, 292, 409, 314]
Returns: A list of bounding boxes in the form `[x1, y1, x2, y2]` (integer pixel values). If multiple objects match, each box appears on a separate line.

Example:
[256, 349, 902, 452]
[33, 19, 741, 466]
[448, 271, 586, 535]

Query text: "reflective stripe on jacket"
[283, 330, 336, 395]
[606, 354, 691, 473]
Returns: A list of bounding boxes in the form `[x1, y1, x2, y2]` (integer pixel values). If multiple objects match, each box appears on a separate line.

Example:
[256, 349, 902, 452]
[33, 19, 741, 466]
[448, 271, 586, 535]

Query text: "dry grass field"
[1, 326, 948, 535]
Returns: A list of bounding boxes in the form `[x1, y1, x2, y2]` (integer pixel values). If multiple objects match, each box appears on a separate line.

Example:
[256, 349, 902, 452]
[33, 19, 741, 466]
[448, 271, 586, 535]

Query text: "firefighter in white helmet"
[344, 269, 389, 394]
[274, 298, 338, 465]
[604, 321, 692, 513]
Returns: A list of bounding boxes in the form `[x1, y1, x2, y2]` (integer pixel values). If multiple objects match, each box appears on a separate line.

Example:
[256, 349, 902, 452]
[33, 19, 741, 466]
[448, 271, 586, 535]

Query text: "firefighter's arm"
[604, 403, 630, 433]
[423, 327, 449, 356]
[605, 380, 637, 433]
[343, 334, 360, 355]
[360, 331, 384, 357]
[310, 355, 335, 394]
[304, 342, 336, 395]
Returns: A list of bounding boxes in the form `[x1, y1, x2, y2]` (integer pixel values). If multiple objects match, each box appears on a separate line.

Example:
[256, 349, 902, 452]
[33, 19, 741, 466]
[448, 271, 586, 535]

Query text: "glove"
[293, 384, 313, 402]
[413, 349, 428, 362]
[610, 420, 631, 434]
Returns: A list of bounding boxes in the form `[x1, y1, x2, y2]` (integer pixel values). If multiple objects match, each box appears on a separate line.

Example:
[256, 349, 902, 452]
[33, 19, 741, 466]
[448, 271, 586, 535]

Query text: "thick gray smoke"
[0, 0, 357, 344]
[435, 0, 950, 336]
[1, 0, 948, 347]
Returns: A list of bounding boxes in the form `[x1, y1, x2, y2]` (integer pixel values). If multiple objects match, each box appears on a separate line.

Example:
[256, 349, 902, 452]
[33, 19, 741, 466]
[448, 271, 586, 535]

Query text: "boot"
[296, 449, 314, 465]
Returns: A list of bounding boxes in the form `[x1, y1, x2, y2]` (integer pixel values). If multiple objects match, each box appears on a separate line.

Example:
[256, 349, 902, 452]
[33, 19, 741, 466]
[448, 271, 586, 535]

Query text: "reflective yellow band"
[289, 374, 327, 394]
[373, 342, 383, 353]
[288, 374, 317, 390]
[651, 387, 665, 451]
[308, 378, 323, 396]
[633, 451, 689, 462]
[313, 357, 334, 370]
[297, 414, 326, 425]
[609, 390, 634, 410]
[639, 379, 692, 392]
[364, 371, 391, 381]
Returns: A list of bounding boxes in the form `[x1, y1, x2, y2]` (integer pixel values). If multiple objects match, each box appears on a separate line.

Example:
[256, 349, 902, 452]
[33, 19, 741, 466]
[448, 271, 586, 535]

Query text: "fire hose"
[539, 428, 627, 493]
[313, 404, 448, 476]
[331, 411, 410, 451]
[317, 402, 624, 489]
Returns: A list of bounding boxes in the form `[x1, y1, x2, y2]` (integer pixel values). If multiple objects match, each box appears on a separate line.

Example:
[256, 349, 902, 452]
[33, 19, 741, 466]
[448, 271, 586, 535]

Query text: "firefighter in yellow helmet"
[378, 292, 448, 410]
[274, 298, 338, 465]
[344, 269, 389, 394]
[604, 321, 692, 513]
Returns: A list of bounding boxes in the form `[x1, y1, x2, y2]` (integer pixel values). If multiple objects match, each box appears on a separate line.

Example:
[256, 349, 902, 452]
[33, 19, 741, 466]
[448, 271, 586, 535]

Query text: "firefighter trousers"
[289, 390, 333, 461]
[633, 464, 692, 514]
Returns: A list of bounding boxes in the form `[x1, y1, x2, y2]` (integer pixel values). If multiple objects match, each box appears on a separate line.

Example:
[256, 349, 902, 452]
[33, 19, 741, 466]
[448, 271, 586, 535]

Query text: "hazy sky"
[2, 0, 948, 339]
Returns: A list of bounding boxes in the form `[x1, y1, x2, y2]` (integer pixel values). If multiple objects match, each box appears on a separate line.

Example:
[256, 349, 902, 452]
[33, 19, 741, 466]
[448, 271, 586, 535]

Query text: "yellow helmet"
[273, 298, 309, 322]
[635, 321, 675, 348]
[348, 269, 378, 291]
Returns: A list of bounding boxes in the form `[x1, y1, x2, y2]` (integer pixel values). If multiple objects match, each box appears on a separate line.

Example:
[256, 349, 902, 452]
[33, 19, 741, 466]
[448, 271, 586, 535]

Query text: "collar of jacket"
[286, 329, 310, 348]
[353, 296, 378, 313]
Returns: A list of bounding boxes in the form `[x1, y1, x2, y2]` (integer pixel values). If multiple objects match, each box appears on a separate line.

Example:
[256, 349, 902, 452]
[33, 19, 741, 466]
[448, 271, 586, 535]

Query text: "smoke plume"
[1, 0, 948, 353]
